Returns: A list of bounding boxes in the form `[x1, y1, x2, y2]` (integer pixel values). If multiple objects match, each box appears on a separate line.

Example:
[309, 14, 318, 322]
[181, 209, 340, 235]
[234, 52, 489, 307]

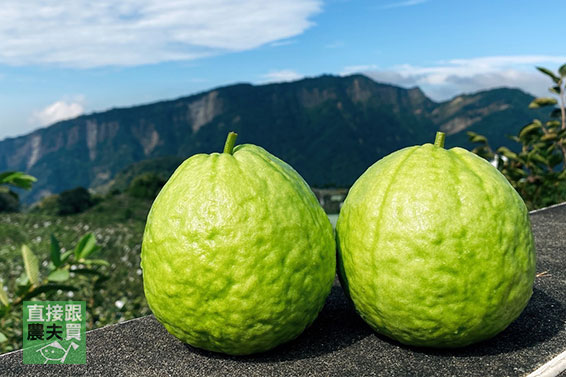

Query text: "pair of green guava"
[141, 132, 536, 355]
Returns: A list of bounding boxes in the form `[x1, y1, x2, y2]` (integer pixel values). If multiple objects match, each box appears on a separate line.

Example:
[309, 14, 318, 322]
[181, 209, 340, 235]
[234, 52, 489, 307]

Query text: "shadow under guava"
[184, 280, 373, 362]
[185, 284, 564, 361]
[379, 287, 565, 357]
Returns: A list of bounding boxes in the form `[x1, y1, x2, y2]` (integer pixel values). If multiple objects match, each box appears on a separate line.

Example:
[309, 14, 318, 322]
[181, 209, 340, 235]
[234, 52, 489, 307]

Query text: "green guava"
[336, 132, 536, 348]
[141, 132, 335, 355]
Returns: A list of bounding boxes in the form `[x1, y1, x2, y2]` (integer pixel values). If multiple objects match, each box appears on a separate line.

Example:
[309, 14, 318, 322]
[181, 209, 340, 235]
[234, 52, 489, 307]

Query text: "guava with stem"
[337, 132, 536, 347]
[142, 132, 336, 355]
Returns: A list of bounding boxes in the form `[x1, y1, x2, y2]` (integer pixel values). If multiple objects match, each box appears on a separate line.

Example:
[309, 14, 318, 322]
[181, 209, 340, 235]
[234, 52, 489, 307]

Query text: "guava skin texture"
[336, 142, 536, 348]
[141, 143, 336, 355]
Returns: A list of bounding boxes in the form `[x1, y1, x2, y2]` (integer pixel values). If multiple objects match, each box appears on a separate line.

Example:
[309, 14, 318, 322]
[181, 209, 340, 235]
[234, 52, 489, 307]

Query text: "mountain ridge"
[0, 74, 545, 203]
[0, 78, 538, 145]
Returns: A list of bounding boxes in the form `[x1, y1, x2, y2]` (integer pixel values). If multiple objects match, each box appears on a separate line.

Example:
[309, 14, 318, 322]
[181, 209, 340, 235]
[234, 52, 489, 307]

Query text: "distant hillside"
[0, 74, 546, 203]
[100, 156, 184, 193]
[434, 87, 545, 149]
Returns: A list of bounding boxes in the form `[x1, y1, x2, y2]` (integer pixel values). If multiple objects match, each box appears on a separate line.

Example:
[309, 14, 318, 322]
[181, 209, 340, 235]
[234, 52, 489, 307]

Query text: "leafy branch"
[0, 172, 37, 191]
[468, 63, 566, 209]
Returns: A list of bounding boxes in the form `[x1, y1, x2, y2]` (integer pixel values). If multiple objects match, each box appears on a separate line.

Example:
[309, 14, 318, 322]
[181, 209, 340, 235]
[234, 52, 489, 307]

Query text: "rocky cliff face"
[0, 75, 543, 203]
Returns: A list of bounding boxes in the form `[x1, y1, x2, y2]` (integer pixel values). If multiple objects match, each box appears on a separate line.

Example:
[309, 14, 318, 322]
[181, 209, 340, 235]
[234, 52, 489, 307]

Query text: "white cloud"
[31, 100, 85, 126]
[342, 65, 379, 75]
[380, 0, 428, 9]
[344, 55, 566, 101]
[0, 0, 321, 68]
[261, 69, 303, 83]
[270, 39, 297, 47]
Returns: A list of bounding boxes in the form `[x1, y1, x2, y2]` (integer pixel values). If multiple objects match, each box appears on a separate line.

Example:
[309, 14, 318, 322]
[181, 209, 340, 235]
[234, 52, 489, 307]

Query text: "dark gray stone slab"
[1, 203, 565, 377]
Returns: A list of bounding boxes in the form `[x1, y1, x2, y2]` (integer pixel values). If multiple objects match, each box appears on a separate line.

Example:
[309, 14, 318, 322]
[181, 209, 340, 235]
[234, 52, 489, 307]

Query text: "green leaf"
[21, 284, 79, 301]
[467, 131, 489, 144]
[549, 86, 561, 95]
[60, 250, 74, 263]
[82, 259, 109, 267]
[533, 142, 546, 150]
[470, 134, 488, 144]
[14, 273, 30, 296]
[50, 234, 62, 268]
[47, 269, 70, 282]
[519, 122, 542, 139]
[21, 245, 39, 285]
[528, 152, 549, 166]
[512, 168, 528, 177]
[529, 97, 558, 109]
[509, 135, 521, 143]
[0, 280, 9, 306]
[496, 147, 518, 160]
[74, 233, 96, 260]
[15, 273, 29, 287]
[559, 63, 566, 78]
[536, 66, 561, 84]
[82, 246, 101, 260]
[0, 332, 7, 343]
[540, 133, 558, 141]
[0, 172, 37, 190]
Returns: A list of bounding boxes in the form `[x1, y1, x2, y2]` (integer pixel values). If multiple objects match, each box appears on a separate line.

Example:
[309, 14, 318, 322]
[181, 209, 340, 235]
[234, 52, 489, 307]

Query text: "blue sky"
[1, 0, 565, 140]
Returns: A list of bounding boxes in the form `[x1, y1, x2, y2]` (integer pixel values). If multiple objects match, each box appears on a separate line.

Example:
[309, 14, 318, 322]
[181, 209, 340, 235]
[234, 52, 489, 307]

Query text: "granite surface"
[1, 203, 565, 376]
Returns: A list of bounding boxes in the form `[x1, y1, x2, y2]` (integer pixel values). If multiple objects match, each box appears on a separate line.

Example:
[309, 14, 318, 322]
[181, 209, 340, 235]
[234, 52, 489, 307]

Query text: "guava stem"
[434, 132, 445, 148]
[223, 132, 238, 154]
